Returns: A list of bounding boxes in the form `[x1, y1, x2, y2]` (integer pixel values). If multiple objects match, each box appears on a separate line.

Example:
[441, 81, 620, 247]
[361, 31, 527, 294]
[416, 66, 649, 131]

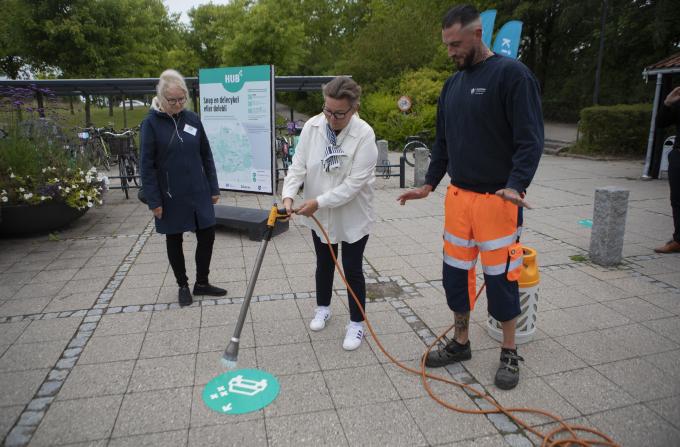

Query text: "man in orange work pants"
[398, 4, 543, 390]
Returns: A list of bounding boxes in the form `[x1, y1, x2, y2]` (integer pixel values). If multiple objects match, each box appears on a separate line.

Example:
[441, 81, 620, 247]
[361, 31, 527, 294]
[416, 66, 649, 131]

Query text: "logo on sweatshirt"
[470, 87, 487, 95]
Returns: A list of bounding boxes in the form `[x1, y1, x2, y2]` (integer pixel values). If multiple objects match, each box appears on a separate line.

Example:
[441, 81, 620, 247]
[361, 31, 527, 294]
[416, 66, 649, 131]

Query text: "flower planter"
[0, 202, 88, 236]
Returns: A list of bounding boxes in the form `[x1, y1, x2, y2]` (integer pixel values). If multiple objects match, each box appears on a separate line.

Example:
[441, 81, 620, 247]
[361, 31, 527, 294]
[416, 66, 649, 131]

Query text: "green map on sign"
[202, 369, 280, 415]
[209, 122, 252, 174]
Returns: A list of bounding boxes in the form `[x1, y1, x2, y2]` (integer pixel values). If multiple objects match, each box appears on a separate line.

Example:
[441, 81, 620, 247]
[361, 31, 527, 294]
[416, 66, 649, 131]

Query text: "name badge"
[183, 124, 197, 136]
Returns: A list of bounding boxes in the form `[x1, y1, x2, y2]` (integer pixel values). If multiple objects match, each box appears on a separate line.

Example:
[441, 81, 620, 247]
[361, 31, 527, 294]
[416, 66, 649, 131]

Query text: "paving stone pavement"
[1, 153, 679, 446]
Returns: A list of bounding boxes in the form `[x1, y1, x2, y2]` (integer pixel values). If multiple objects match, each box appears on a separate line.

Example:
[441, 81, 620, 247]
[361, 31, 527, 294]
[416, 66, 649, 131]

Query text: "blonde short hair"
[156, 69, 189, 109]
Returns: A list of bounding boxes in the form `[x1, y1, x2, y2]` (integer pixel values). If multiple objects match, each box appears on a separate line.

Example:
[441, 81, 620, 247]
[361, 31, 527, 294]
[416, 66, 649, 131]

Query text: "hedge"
[574, 103, 652, 155]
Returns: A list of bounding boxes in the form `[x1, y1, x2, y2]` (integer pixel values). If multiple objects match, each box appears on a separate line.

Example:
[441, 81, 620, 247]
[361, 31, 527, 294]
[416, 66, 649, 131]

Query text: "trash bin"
[487, 246, 540, 344]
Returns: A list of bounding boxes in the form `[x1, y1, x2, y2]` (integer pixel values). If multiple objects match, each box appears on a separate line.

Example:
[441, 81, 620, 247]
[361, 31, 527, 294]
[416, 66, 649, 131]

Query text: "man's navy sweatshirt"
[425, 54, 544, 194]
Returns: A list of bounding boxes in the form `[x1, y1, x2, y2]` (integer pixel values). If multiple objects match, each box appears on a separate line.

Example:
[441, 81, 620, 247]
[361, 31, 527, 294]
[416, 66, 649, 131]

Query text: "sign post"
[199, 65, 288, 240]
[199, 65, 275, 194]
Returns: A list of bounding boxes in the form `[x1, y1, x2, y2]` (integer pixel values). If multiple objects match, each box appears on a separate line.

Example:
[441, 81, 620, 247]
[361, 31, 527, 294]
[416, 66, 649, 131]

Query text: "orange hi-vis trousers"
[442, 185, 523, 322]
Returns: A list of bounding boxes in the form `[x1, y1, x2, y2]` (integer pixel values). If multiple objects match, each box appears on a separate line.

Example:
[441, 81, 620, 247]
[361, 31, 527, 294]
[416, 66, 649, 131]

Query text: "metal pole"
[222, 204, 286, 368]
[231, 225, 272, 340]
[85, 95, 92, 126]
[642, 73, 663, 179]
[122, 96, 128, 129]
[399, 156, 406, 188]
[36, 91, 45, 118]
[593, 0, 607, 105]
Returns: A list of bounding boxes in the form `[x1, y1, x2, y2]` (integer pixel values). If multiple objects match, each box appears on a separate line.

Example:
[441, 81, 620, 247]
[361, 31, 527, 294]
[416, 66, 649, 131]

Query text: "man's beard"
[454, 47, 477, 71]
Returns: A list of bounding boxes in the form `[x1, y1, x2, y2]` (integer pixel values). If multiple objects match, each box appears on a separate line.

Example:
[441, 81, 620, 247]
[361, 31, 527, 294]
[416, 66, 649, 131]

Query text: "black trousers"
[669, 148, 680, 243]
[312, 231, 369, 323]
[166, 225, 216, 287]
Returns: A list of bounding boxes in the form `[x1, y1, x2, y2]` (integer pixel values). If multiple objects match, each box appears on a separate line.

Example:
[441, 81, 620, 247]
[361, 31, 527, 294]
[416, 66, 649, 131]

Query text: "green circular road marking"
[202, 369, 280, 415]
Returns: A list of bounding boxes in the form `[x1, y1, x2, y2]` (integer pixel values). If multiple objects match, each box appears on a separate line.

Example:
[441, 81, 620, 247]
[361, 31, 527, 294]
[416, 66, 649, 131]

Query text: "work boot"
[654, 240, 680, 254]
[494, 348, 524, 390]
[193, 282, 227, 296]
[178, 286, 193, 307]
[424, 338, 471, 367]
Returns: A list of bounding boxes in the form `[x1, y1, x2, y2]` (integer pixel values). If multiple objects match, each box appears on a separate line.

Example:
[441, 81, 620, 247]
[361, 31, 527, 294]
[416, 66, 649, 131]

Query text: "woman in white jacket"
[282, 76, 377, 350]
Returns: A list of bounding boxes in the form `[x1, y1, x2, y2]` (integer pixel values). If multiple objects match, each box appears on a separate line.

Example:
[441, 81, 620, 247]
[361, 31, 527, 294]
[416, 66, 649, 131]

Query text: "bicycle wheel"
[402, 140, 427, 167]
[100, 138, 112, 171]
[129, 153, 139, 186]
[119, 156, 129, 199]
[89, 139, 110, 171]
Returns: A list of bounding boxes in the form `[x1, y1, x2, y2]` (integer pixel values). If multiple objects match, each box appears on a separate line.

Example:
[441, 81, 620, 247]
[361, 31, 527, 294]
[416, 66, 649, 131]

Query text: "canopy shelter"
[642, 52, 680, 179]
[0, 74, 340, 236]
[0, 75, 337, 126]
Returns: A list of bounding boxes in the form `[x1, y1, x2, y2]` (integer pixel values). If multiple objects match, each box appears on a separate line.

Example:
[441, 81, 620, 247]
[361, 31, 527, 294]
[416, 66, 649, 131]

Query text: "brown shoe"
[654, 240, 680, 254]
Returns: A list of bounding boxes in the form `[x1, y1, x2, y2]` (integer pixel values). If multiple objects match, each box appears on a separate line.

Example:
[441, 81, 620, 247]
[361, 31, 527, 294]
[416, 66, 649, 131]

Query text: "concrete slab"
[113, 387, 191, 437]
[544, 368, 636, 414]
[266, 410, 346, 447]
[78, 333, 144, 365]
[58, 361, 134, 400]
[337, 400, 427, 446]
[128, 354, 195, 392]
[109, 430, 188, 447]
[589, 404, 680, 447]
[324, 364, 399, 408]
[30, 395, 122, 446]
[139, 328, 199, 358]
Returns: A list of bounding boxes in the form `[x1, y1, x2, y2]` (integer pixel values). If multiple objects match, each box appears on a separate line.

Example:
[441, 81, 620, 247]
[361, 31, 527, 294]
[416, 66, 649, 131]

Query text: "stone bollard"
[589, 186, 629, 266]
[414, 146, 429, 187]
[376, 140, 389, 176]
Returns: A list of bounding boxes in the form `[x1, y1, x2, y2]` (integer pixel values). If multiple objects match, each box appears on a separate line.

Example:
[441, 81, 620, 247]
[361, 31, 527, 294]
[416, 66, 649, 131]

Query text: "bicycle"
[402, 133, 431, 167]
[74, 126, 112, 170]
[274, 120, 304, 183]
[102, 128, 139, 199]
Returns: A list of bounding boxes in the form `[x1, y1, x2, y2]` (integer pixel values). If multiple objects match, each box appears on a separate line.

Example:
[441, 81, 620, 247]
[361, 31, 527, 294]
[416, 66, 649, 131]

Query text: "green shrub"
[572, 104, 652, 155]
[361, 67, 449, 148]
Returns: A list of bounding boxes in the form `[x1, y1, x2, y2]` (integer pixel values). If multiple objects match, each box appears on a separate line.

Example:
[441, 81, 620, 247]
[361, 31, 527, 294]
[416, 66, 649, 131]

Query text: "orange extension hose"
[310, 215, 620, 447]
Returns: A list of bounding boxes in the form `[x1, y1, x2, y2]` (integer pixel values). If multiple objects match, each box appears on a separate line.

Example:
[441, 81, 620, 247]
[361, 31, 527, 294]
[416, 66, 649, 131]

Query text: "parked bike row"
[69, 126, 141, 199]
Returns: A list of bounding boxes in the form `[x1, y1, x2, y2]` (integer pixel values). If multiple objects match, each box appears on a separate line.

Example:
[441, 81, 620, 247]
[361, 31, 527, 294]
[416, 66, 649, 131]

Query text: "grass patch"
[569, 254, 588, 262]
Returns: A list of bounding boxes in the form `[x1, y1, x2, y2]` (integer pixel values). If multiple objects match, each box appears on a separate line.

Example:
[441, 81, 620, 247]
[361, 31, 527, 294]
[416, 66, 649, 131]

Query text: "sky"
[164, 0, 231, 24]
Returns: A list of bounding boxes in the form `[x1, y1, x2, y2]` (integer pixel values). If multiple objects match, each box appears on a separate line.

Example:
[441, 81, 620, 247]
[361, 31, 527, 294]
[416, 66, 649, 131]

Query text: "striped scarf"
[322, 122, 348, 172]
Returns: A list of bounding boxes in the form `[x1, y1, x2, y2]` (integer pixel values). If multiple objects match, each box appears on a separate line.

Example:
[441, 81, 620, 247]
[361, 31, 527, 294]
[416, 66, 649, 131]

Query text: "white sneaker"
[309, 307, 331, 331]
[343, 322, 364, 351]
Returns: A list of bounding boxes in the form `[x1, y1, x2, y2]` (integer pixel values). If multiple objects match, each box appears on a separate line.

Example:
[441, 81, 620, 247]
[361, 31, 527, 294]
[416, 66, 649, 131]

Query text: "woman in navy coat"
[141, 69, 226, 306]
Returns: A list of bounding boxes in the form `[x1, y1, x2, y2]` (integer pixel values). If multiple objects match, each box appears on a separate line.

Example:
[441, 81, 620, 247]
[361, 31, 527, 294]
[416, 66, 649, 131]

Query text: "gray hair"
[156, 69, 189, 108]
[322, 76, 361, 106]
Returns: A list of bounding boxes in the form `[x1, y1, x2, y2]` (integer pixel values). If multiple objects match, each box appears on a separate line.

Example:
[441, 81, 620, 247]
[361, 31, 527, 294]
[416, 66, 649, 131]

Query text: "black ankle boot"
[178, 286, 193, 307]
[193, 283, 227, 296]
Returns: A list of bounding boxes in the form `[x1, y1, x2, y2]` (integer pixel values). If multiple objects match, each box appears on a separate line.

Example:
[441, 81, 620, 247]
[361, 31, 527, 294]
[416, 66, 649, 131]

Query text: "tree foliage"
[2, 0, 180, 78]
[2, 0, 679, 124]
